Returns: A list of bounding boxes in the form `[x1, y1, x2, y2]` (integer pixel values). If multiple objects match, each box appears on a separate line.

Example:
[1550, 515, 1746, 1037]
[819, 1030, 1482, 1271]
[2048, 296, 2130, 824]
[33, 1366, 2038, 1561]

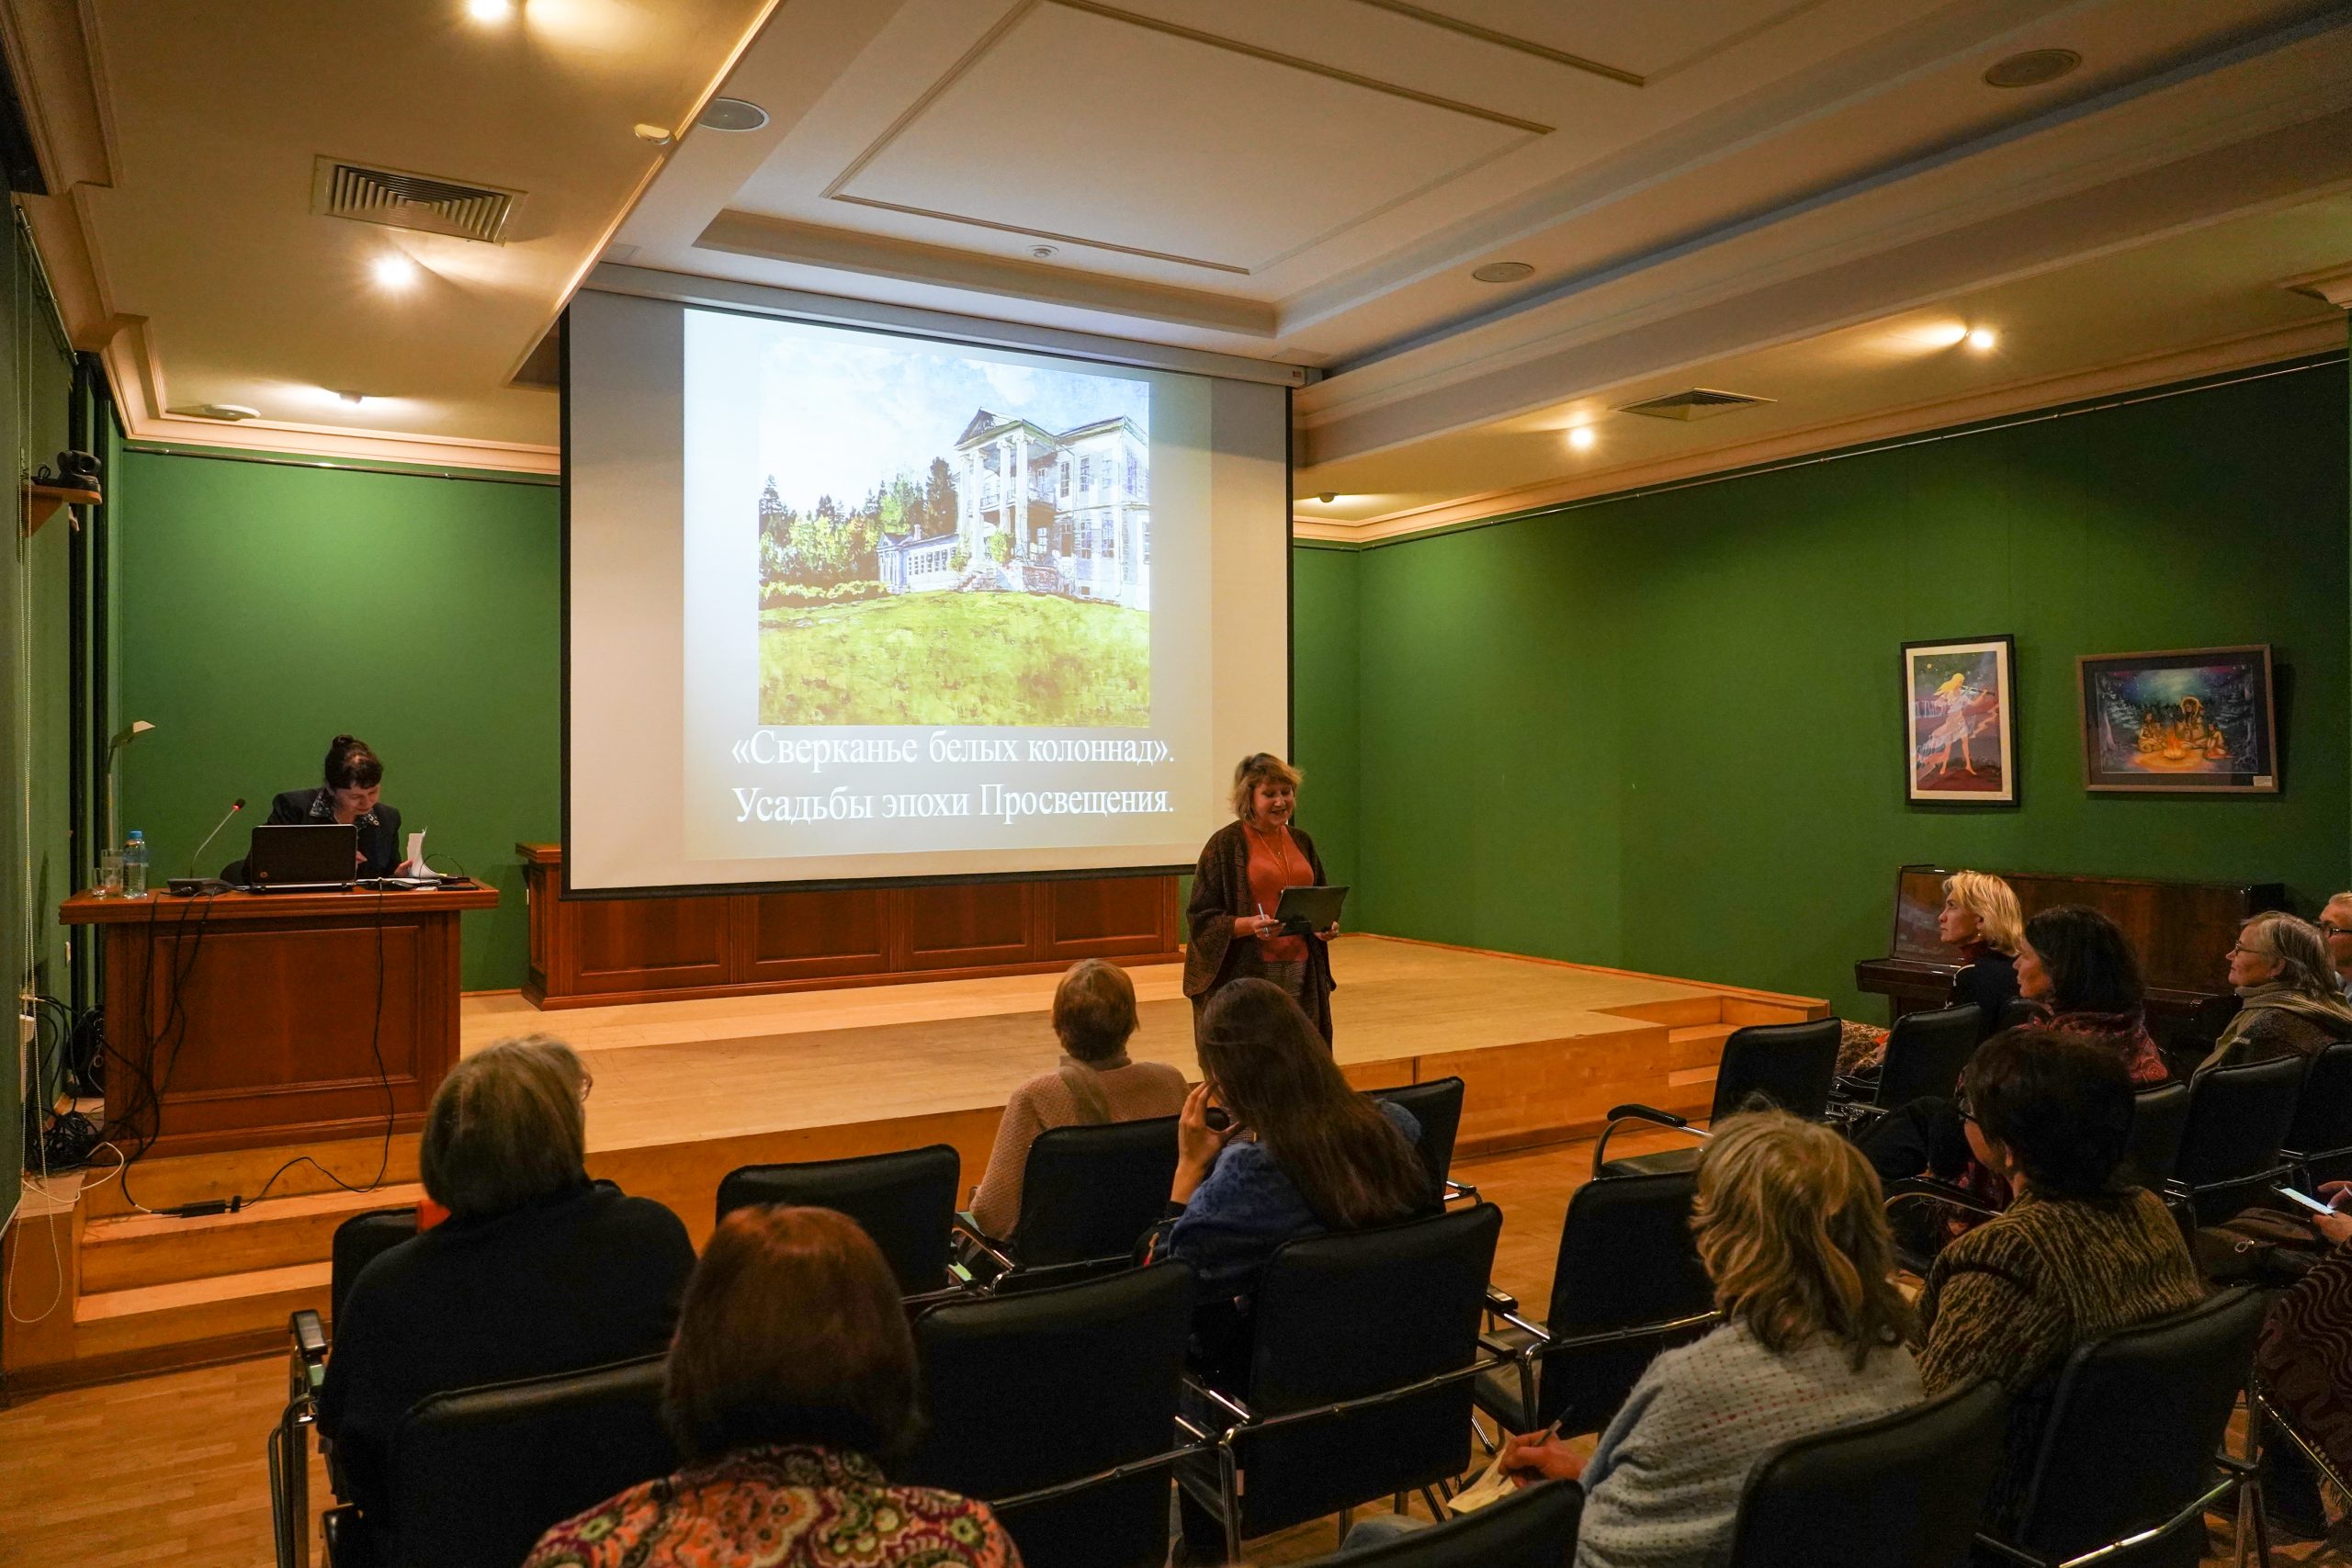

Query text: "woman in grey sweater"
[1500, 1111, 1924, 1568]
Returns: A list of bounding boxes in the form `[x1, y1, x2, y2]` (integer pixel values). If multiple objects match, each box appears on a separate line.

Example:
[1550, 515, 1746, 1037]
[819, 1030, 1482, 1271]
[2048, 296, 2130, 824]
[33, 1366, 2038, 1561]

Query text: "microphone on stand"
[187, 797, 246, 874]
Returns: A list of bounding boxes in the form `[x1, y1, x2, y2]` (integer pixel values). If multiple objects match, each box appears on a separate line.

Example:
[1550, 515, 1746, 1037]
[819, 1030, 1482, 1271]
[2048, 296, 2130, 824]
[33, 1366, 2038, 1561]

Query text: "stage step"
[80, 1184, 424, 1294]
[73, 1260, 331, 1361]
[1665, 1023, 1734, 1073]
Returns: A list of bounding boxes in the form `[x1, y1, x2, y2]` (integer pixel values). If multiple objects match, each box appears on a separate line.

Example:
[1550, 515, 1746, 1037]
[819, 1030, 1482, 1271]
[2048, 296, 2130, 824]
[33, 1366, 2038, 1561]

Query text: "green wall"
[0, 223, 79, 1229]
[1292, 545, 1361, 886]
[114, 452, 560, 988]
[1302, 359, 2352, 1019]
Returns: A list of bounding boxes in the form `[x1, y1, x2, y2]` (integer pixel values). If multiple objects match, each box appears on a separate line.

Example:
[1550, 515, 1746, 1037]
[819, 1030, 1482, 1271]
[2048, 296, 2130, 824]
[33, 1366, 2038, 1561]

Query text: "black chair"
[273, 1206, 421, 1568]
[1475, 1168, 1714, 1436]
[2124, 1080, 2191, 1190]
[1366, 1077, 1467, 1201]
[1996, 996, 2041, 1033]
[1594, 1018, 1841, 1177]
[1179, 1203, 1505, 1562]
[330, 1206, 419, 1323]
[1724, 1380, 2007, 1568]
[1295, 1481, 1583, 1567]
[2166, 1056, 2304, 1226]
[1977, 1287, 2267, 1568]
[954, 1117, 1177, 1292]
[2283, 1040, 2352, 1187]
[1833, 1005, 1982, 1122]
[347, 1354, 675, 1568]
[717, 1144, 960, 1294]
[902, 1264, 1194, 1568]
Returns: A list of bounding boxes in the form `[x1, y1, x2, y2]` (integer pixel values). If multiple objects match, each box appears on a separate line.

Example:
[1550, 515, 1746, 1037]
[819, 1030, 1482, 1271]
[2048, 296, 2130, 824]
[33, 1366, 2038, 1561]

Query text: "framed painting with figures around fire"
[2076, 645, 2278, 794]
[1903, 636, 2017, 805]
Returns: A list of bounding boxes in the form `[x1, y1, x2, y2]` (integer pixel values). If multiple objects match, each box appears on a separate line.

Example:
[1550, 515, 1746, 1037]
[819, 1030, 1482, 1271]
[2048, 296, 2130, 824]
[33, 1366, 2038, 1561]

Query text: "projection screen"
[564, 286, 1294, 895]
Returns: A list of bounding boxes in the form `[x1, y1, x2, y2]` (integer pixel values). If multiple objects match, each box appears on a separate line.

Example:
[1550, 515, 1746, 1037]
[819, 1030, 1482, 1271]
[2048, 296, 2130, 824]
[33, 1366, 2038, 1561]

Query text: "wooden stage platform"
[2, 936, 1822, 1391]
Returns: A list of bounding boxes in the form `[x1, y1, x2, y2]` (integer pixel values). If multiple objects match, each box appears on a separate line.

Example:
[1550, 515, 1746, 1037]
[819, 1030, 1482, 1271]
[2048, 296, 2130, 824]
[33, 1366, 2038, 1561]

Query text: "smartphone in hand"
[2277, 1184, 2339, 1215]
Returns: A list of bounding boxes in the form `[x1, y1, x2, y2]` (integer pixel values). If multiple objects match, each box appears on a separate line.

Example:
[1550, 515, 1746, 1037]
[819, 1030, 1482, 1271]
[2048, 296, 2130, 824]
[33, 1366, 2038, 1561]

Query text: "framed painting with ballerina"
[2076, 645, 2277, 794]
[1902, 636, 2017, 805]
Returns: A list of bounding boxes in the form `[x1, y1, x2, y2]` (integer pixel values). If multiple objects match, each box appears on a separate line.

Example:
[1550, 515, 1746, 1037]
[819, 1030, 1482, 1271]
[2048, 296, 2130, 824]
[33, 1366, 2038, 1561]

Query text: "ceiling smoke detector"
[1029, 244, 1060, 259]
[1617, 388, 1776, 422]
[697, 97, 770, 132]
[1471, 261, 1534, 284]
[1983, 49, 2081, 88]
[313, 157, 519, 243]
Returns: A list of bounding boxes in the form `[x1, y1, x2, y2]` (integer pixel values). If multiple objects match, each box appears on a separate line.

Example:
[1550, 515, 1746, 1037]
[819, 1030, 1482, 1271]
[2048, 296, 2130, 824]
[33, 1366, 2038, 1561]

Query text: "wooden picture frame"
[1902, 636, 2018, 805]
[2076, 645, 2278, 794]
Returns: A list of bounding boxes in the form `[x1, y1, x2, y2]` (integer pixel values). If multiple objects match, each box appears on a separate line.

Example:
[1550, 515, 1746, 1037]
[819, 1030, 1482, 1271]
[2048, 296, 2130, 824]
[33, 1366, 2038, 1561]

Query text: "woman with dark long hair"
[2013, 904, 2168, 1083]
[254, 733, 419, 878]
[1144, 979, 1430, 1368]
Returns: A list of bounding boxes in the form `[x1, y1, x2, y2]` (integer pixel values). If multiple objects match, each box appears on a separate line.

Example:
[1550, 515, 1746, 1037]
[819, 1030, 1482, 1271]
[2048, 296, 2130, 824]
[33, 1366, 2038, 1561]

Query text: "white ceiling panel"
[1368, 0, 1832, 81]
[830, 0, 1540, 274]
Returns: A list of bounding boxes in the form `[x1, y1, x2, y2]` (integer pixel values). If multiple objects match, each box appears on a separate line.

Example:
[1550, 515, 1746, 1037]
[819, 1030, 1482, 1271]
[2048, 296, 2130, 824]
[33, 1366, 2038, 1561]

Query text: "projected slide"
[734, 320, 1154, 728]
[566, 288, 1290, 894]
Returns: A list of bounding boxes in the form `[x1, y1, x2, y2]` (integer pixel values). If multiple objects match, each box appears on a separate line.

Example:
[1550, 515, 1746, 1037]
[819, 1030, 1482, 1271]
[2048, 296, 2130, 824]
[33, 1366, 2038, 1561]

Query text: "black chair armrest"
[1442, 1178, 1481, 1205]
[1484, 1285, 1521, 1317]
[1606, 1103, 1688, 1128]
[1182, 1374, 1257, 1434]
[290, 1308, 328, 1366]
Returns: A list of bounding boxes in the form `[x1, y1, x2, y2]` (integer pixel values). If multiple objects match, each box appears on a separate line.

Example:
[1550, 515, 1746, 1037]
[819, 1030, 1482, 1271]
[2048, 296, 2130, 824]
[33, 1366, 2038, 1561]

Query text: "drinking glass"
[96, 851, 122, 897]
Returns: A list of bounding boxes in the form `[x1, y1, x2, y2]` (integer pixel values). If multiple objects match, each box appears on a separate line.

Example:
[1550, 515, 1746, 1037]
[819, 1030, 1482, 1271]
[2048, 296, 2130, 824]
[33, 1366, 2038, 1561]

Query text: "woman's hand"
[1172, 1081, 1235, 1202]
[1234, 914, 1272, 940]
[1498, 1428, 1583, 1487]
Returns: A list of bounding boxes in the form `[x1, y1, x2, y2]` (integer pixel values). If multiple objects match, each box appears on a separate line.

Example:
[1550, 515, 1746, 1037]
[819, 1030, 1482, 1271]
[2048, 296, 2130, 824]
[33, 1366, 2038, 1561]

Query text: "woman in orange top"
[1182, 752, 1338, 1043]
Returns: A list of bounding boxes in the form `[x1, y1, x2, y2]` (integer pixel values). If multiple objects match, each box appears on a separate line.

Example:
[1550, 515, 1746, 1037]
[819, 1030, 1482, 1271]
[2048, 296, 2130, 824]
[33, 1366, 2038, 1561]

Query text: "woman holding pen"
[1182, 752, 1339, 1044]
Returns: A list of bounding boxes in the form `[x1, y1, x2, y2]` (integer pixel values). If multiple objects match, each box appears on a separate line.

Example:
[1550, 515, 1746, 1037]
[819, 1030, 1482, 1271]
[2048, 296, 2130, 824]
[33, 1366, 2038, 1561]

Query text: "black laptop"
[240, 823, 358, 892]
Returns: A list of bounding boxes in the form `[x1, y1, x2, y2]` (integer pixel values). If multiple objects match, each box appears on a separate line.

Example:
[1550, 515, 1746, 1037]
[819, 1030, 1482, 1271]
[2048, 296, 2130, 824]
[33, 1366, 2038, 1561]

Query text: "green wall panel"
[1291, 544, 1360, 887]
[1339, 362, 2351, 1018]
[114, 454, 559, 989]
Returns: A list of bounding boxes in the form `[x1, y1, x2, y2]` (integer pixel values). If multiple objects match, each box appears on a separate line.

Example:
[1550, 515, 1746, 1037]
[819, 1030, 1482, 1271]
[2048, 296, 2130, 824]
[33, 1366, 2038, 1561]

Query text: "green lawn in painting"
[760, 592, 1150, 726]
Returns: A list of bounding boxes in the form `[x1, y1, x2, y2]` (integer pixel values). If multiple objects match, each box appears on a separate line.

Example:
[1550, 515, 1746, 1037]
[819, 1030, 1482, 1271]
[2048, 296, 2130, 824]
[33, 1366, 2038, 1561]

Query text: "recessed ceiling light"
[1029, 244, 1059, 260]
[1983, 49, 2080, 88]
[697, 97, 770, 133]
[633, 123, 675, 146]
[1317, 493, 1337, 503]
[1967, 328, 1998, 351]
[177, 402, 260, 422]
[339, 390, 367, 405]
[465, 0, 514, 20]
[1471, 261, 1534, 284]
[1917, 321, 1970, 349]
[370, 254, 421, 290]
[1566, 425, 1597, 451]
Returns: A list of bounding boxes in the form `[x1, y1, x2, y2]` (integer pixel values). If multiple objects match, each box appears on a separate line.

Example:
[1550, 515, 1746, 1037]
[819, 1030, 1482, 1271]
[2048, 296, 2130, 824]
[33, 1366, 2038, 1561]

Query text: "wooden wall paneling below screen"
[517, 844, 1182, 1007]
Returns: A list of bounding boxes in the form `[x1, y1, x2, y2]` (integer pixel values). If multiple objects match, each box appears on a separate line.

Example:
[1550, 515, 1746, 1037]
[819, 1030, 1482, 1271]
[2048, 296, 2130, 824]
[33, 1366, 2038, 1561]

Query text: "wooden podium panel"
[62, 885, 501, 1157]
[519, 844, 1181, 1008]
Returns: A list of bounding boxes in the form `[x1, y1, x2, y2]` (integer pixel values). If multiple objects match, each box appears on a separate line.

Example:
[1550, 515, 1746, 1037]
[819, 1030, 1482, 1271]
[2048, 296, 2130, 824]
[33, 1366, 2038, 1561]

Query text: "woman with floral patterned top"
[524, 1206, 1019, 1568]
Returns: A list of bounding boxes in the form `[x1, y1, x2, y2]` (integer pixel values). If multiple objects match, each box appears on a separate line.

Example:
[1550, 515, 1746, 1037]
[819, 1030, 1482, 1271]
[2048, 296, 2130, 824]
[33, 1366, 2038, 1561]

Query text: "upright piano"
[1856, 865, 2287, 1047]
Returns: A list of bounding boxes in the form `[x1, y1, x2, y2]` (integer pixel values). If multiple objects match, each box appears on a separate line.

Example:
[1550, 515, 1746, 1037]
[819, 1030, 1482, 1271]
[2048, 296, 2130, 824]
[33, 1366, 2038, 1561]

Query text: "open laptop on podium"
[237, 823, 358, 892]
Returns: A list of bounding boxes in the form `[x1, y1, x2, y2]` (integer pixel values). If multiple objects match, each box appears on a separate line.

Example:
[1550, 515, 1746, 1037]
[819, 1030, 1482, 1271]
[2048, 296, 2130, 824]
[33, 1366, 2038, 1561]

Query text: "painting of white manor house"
[878, 407, 1150, 611]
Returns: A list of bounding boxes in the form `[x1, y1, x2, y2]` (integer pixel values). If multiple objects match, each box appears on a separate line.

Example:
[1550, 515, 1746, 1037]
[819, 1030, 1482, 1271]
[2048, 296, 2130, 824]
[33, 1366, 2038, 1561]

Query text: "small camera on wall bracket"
[34, 449, 102, 491]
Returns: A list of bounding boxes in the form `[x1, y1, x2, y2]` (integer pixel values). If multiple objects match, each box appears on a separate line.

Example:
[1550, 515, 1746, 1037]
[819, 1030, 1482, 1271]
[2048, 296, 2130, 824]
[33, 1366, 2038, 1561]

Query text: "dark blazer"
[314, 1179, 695, 1520]
[263, 787, 404, 878]
[1183, 818, 1335, 1042]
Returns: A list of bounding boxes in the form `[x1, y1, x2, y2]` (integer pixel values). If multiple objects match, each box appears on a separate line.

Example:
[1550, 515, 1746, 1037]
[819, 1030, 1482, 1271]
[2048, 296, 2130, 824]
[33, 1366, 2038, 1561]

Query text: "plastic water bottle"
[122, 829, 148, 897]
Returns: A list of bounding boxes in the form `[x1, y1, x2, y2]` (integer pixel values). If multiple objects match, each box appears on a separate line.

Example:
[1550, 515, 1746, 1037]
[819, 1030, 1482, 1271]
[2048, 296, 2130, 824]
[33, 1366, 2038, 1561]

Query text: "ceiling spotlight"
[633, 123, 675, 146]
[339, 390, 367, 405]
[1471, 261, 1534, 285]
[466, 0, 514, 18]
[1029, 244, 1059, 260]
[1966, 328, 1997, 351]
[1984, 49, 2081, 88]
[1317, 493, 1336, 503]
[696, 97, 770, 133]
[1566, 425, 1597, 451]
[370, 253, 421, 291]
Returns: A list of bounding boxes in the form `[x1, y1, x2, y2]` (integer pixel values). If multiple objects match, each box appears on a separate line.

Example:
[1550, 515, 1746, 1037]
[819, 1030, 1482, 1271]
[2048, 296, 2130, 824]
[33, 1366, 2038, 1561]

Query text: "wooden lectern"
[60, 885, 501, 1158]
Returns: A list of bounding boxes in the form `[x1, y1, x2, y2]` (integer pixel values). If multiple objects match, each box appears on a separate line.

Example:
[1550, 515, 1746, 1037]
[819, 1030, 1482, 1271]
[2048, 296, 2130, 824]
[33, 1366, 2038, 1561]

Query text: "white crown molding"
[101, 330, 560, 475]
[1294, 317, 2346, 544]
[2283, 262, 2352, 309]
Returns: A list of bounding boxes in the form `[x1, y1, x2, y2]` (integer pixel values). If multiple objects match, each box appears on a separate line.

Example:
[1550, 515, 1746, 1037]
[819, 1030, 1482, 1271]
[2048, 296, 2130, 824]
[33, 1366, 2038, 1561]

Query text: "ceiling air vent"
[312, 156, 519, 243]
[1616, 388, 1775, 423]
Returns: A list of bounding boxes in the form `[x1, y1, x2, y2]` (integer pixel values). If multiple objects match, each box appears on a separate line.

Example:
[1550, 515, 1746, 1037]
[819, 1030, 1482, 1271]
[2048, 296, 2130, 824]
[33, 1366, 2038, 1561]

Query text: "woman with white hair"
[2200, 910, 2352, 1071]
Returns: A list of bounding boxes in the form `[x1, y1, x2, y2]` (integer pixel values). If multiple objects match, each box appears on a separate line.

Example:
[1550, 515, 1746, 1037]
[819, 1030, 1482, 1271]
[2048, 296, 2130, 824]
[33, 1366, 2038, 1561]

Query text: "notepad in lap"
[1445, 1450, 1519, 1515]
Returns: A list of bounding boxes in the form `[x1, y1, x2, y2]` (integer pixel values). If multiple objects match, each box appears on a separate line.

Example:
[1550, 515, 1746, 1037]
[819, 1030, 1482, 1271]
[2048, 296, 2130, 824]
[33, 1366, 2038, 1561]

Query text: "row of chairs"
[277, 1169, 2280, 1568]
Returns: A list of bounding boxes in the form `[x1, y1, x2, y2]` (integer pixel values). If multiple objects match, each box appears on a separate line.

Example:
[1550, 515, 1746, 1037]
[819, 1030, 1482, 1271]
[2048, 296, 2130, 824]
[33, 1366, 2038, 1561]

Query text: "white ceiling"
[7, 0, 2351, 526]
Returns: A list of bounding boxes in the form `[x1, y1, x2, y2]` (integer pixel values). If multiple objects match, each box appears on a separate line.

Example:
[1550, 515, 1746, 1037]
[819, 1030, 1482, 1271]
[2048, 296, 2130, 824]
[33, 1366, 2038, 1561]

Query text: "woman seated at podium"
[1184, 751, 1339, 1043]
[317, 1037, 695, 1523]
[257, 733, 416, 878]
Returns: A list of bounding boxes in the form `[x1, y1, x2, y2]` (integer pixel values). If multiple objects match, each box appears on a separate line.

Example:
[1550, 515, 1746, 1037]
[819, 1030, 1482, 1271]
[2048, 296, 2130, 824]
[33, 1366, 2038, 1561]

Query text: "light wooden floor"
[0, 1134, 2291, 1568]
[461, 935, 1726, 1154]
